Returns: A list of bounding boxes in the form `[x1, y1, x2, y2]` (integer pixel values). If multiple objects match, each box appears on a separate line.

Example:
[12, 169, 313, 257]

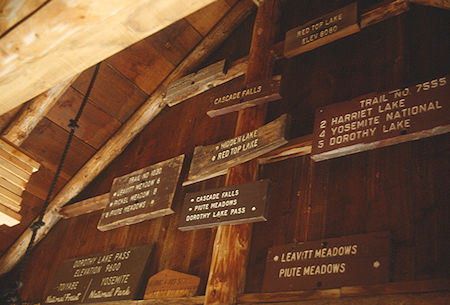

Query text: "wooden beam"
[0, 139, 39, 172]
[0, 203, 21, 227]
[409, 0, 450, 10]
[205, 1, 279, 304]
[0, 0, 47, 36]
[0, 0, 218, 115]
[236, 279, 450, 304]
[2, 74, 78, 147]
[59, 193, 109, 219]
[361, 0, 410, 29]
[0, 0, 255, 275]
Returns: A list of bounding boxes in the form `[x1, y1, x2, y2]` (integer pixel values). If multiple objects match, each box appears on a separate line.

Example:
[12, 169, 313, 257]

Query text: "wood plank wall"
[17, 1, 449, 303]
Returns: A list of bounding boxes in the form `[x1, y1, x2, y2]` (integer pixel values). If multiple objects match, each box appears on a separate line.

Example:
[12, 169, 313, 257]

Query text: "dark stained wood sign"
[97, 154, 184, 231]
[207, 76, 282, 117]
[262, 232, 390, 292]
[144, 269, 200, 299]
[183, 114, 289, 186]
[284, 2, 359, 58]
[312, 75, 450, 161]
[178, 180, 270, 231]
[43, 244, 153, 304]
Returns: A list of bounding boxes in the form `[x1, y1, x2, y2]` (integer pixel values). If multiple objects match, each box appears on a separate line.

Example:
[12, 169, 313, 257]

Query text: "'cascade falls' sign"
[43, 244, 153, 304]
[284, 2, 359, 58]
[183, 114, 289, 185]
[178, 180, 270, 231]
[262, 232, 390, 292]
[98, 155, 184, 231]
[312, 75, 449, 161]
[207, 76, 282, 117]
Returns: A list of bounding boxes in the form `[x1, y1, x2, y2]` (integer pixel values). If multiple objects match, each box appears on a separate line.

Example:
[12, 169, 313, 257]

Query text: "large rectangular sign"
[207, 77, 282, 117]
[98, 155, 184, 231]
[284, 2, 359, 58]
[43, 244, 153, 304]
[312, 75, 449, 161]
[262, 232, 390, 292]
[178, 180, 270, 231]
[183, 114, 288, 185]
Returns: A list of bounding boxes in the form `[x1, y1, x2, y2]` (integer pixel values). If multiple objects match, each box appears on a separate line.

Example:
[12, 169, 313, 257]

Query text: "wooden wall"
[17, 0, 449, 303]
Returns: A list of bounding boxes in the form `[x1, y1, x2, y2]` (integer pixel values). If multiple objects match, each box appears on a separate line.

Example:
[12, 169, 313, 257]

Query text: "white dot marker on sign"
[373, 261, 380, 268]
[251, 206, 256, 211]
[190, 198, 194, 202]
[189, 207, 192, 211]
[273, 256, 279, 262]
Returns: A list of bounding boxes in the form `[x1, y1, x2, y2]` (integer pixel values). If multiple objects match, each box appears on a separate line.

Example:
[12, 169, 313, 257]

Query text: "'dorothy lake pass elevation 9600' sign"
[98, 155, 184, 231]
[312, 75, 449, 161]
[43, 244, 153, 304]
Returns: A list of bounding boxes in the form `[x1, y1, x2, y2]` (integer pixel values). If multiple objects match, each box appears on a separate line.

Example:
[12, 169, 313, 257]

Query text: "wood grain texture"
[0, 0, 255, 276]
[409, 0, 450, 9]
[0, 0, 217, 115]
[0, 0, 46, 36]
[166, 59, 227, 106]
[0, 203, 21, 226]
[184, 114, 288, 186]
[361, 0, 409, 28]
[257, 134, 312, 164]
[59, 193, 109, 219]
[46, 86, 121, 149]
[2, 75, 77, 147]
[205, 1, 279, 304]
[72, 62, 148, 123]
[167, 57, 249, 107]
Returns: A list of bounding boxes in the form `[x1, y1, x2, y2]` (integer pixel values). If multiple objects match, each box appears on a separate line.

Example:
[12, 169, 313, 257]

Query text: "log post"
[204, 1, 280, 304]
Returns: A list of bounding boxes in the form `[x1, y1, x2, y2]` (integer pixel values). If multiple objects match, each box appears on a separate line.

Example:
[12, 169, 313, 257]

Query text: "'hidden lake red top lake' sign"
[207, 76, 282, 117]
[284, 2, 359, 58]
[97, 155, 184, 231]
[183, 114, 289, 186]
[312, 75, 450, 161]
[178, 180, 270, 231]
[43, 244, 153, 304]
[262, 232, 390, 292]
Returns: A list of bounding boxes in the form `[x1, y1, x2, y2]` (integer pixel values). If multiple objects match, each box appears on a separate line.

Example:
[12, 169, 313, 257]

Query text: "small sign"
[178, 180, 270, 231]
[284, 2, 359, 58]
[311, 75, 449, 161]
[43, 244, 153, 304]
[98, 155, 184, 231]
[184, 114, 289, 186]
[207, 77, 282, 117]
[144, 269, 200, 299]
[262, 232, 390, 292]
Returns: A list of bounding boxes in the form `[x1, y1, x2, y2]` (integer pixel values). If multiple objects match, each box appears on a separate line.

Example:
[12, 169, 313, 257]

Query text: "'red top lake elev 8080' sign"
[312, 75, 449, 161]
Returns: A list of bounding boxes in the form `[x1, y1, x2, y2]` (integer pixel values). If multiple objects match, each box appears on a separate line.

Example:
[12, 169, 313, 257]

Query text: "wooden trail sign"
[183, 114, 288, 186]
[98, 155, 184, 231]
[43, 244, 153, 304]
[262, 232, 390, 292]
[178, 180, 270, 231]
[144, 269, 200, 299]
[311, 75, 450, 161]
[284, 2, 359, 58]
[207, 76, 282, 117]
